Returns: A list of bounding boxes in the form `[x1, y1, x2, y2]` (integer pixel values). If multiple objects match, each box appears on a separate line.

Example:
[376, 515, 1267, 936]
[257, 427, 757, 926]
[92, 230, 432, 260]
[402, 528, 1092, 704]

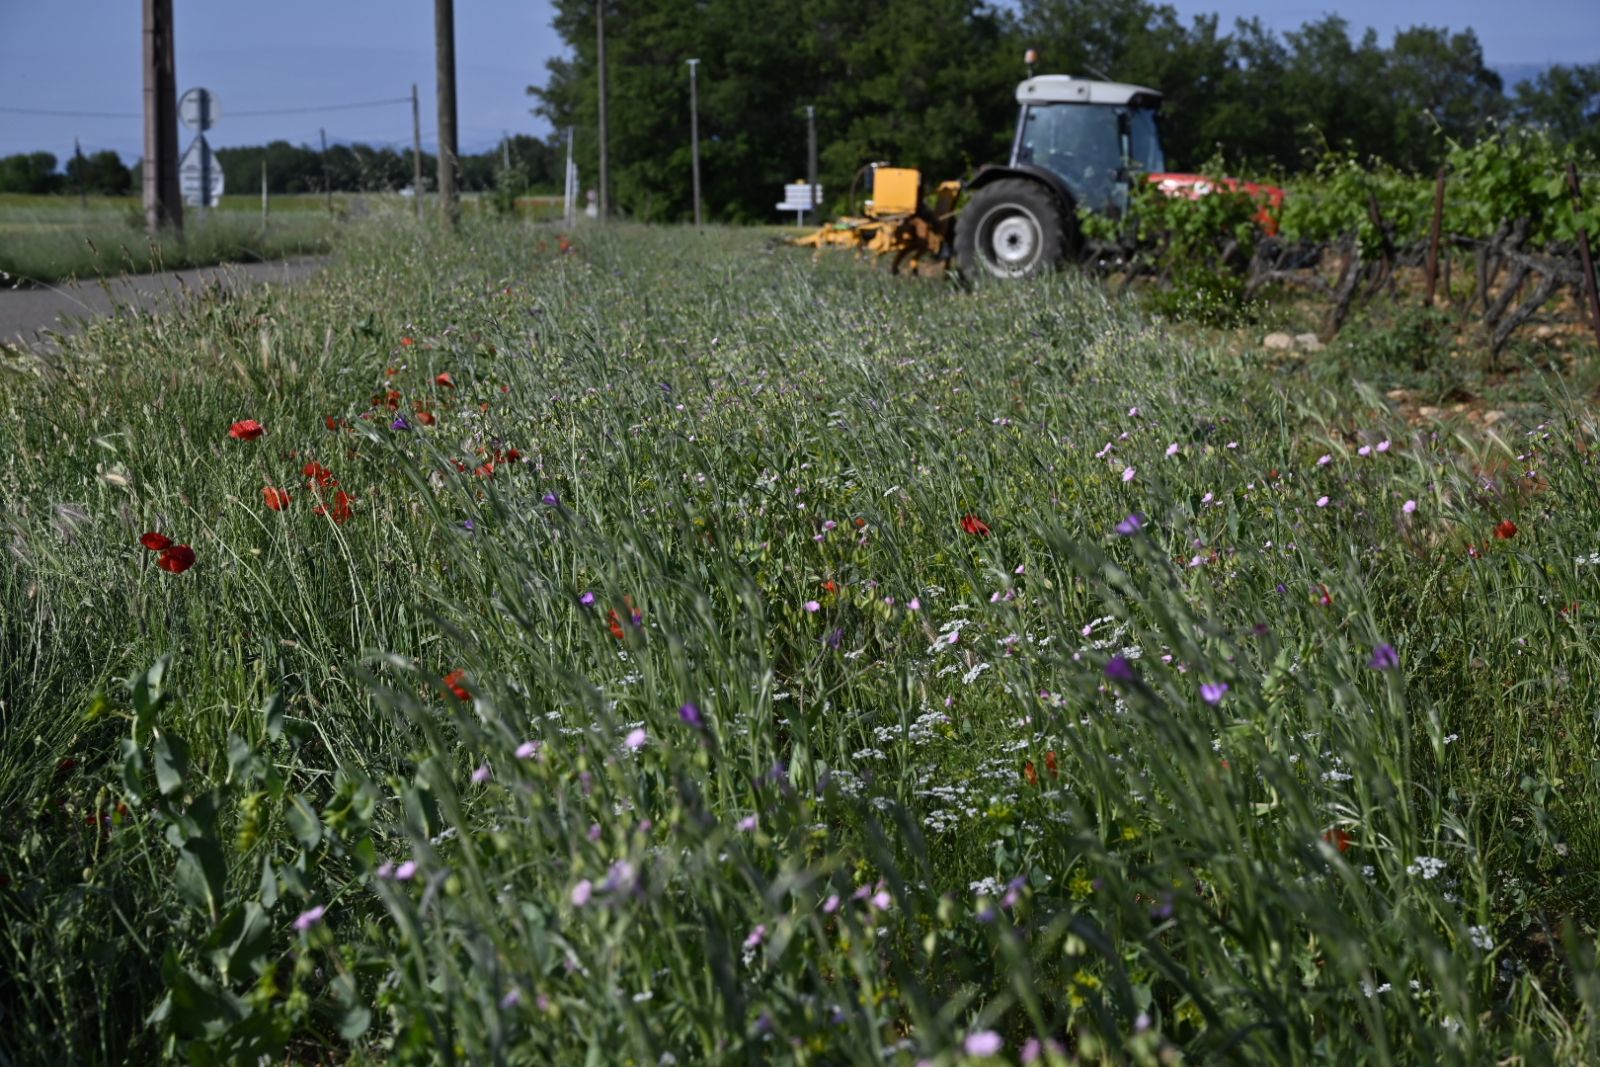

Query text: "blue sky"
[1, 1, 1596, 165]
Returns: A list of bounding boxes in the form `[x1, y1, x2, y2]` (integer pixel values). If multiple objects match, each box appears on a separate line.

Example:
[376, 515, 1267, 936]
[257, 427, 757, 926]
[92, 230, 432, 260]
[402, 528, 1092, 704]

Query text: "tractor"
[795, 69, 1281, 277]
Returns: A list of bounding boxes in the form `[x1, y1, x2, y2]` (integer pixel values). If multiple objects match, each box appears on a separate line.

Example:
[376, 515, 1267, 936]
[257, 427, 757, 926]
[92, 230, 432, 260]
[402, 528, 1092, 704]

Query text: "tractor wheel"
[955, 179, 1069, 279]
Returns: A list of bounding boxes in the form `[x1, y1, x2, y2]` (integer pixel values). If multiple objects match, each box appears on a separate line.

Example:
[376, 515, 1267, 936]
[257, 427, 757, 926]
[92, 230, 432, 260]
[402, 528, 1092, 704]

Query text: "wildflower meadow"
[0, 220, 1596, 1064]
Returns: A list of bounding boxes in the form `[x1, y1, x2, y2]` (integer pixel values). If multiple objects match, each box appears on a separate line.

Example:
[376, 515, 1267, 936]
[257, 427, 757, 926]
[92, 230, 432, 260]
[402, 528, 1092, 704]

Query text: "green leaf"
[131, 655, 171, 741]
[258, 855, 278, 909]
[175, 836, 228, 920]
[206, 902, 273, 983]
[153, 733, 190, 797]
[331, 974, 372, 1040]
[285, 794, 322, 850]
[120, 737, 146, 805]
[262, 691, 285, 743]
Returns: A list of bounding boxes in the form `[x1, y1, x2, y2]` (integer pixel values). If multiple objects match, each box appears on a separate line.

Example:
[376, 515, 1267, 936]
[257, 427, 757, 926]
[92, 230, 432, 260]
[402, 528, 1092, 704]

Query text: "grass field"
[0, 219, 1597, 1064]
[0, 193, 569, 286]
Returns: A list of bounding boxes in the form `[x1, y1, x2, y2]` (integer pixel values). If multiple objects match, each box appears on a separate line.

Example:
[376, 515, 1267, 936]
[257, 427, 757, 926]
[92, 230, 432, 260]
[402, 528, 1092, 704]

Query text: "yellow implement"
[792, 166, 962, 275]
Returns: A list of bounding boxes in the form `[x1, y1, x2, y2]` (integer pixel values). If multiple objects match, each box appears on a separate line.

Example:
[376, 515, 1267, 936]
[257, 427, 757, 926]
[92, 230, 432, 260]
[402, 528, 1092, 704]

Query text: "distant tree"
[1511, 62, 1600, 157]
[0, 152, 62, 194]
[65, 149, 133, 196]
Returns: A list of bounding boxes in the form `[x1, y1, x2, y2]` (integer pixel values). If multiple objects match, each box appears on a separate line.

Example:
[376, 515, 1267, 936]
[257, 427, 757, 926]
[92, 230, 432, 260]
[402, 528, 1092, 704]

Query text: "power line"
[0, 97, 411, 120]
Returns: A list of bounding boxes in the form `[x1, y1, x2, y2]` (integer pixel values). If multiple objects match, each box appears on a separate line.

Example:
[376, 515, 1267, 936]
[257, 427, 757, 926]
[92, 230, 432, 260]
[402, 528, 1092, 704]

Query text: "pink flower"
[907, 597, 920, 611]
[804, 600, 821, 613]
[1316, 495, 1330, 507]
[1402, 499, 1417, 515]
[471, 763, 492, 784]
[293, 904, 326, 931]
[1165, 442, 1179, 457]
[964, 1031, 1004, 1057]
[570, 879, 593, 906]
[624, 728, 646, 750]
[743, 924, 766, 950]
[822, 894, 841, 914]
[1318, 454, 1332, 466]
[394, 860, 418, 881]
[1121, 466, 1136, 482]
[516, 741, 540, 759]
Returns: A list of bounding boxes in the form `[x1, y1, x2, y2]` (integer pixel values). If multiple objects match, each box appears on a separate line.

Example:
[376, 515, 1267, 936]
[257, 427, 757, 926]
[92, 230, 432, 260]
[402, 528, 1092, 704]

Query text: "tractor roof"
[1016, 75, 1162, 106]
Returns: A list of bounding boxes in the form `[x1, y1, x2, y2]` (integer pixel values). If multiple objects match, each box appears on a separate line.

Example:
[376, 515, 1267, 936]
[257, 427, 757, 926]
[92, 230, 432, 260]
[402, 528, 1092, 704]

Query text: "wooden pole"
[1568, 163, 1600, 351]
[688, 59, 702, 226]
[596, 0, 608, 221]
[320, 127, 332, 214]
[261, 159, 269, 224]
[435, 0, 459, 229]
[141, 0, 181, 236]
[75, 138, 87, 209]
[1423, 167, 1446, 307]
[411, 82, 424, 219]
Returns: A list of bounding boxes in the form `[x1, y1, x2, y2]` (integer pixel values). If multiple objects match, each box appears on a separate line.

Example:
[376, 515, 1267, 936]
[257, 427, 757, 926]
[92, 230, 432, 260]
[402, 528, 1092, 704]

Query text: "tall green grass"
[0, 220, 1595, 1064]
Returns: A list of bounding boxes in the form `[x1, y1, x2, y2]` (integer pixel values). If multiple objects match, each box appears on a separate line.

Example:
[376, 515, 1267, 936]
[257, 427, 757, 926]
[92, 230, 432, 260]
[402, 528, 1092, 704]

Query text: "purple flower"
[471, 762, 492, 784]
[579, 590, 596, 607]
[824, 627, 843, 649]
[293, 904, 326, 931]
[390, 415, 410, 431]
[570, 879, 593, 906]
[1200, 681, 1229, 705]
[500, 988, 522, 1010]
[1368, 643, 1400, 671]
[1104, 656, 1136, 682]
[679, 702, 704, 728]
[1115, 513, 1143, 536]
[541, 491, 560, 506]
[964, 1030, 1004, 1057]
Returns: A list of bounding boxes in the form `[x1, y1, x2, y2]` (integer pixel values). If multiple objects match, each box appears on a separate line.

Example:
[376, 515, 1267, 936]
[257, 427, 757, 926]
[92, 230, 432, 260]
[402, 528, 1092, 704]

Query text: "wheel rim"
[978, 205, 1043, 277]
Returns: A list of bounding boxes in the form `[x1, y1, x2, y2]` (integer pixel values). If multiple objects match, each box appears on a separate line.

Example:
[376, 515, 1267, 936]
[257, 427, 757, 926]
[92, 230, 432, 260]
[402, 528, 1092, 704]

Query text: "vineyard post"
[1424, 168, 1447, 307]
[1567, 163, 1600, 350]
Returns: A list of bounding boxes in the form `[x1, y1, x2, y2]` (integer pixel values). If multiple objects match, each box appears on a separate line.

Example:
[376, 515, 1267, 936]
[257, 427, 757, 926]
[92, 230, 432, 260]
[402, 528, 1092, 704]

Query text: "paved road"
[0, 256, 327, 347]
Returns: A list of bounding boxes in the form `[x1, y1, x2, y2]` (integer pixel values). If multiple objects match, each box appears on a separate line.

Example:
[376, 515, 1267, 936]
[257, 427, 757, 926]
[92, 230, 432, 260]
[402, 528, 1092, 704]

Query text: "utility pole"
[596, 0, 608, 220]
[687, 58, 702, 226]
[435, 0, 460, 230]
[141, 0, 181, 236]
[74, 137, 87, 209]
[564, 126, 576, 226]
[502, 133, 511, 171]
[320, 127, 332, 214]
[261, 159, 269, 225]
[805, 105, 817, 224]
[411, 82, 424, 219]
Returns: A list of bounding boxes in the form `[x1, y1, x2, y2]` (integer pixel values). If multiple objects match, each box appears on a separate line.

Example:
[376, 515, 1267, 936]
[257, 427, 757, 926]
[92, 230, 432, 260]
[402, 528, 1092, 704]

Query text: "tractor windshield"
[1126, 107, 1165, 174]
[1014, 103, 1166, 212]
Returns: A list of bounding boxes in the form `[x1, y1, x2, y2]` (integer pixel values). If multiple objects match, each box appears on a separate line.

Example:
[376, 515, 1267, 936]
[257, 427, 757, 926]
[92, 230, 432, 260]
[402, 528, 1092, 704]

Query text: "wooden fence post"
[1424, 168, 1447, 307]
[1567, 163, 1600, 351]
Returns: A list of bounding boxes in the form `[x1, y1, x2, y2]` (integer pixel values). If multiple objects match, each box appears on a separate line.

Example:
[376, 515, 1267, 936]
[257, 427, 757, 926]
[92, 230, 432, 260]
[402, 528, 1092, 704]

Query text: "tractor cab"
[1010, 75, 1166, 216]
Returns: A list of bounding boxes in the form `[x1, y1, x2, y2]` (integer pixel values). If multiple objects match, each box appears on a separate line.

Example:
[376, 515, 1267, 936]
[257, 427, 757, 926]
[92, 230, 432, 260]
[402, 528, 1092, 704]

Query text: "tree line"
[530, 0, 1600, 222]
[0, 135, 566, 198]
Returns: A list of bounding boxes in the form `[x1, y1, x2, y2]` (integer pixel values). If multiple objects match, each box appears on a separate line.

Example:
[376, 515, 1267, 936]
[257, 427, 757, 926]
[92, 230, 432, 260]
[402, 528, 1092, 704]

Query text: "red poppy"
[443, 669, 470, 701]
[140, 531, 173, 551]
[415, 410, 436, 426]
[504, 448, 520, 462]
[854, 517, 866, 528]
[557, 235, 572, 254]
[229, 419, 265, 440]
[156, 544, 196, 574]
[1494, 519, 1518, 540]
[822, 580, 836, 594]
[1044, 750, 1059, 776]
[960, 514, 991, 538]
[474, 462, 495, 479]
[385, 390, 403, 410]
[1023, 761, 1038, 786]
[262, 486, 292, 511]
[436, 372, 456, 389]
[1322, 828, 1353, 853]
[401, 336, 415, 347]
[313, 490, 353, 525]
[607, 609, 626, 640]
[324, 416, 341, 431]
[302, 461, 336, 488]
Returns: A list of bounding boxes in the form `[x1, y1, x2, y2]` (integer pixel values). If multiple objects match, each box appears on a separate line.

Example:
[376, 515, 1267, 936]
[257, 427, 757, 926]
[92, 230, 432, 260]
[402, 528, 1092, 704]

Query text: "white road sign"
[179, 136, 224, 206]
[179, 87, 219, 131]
